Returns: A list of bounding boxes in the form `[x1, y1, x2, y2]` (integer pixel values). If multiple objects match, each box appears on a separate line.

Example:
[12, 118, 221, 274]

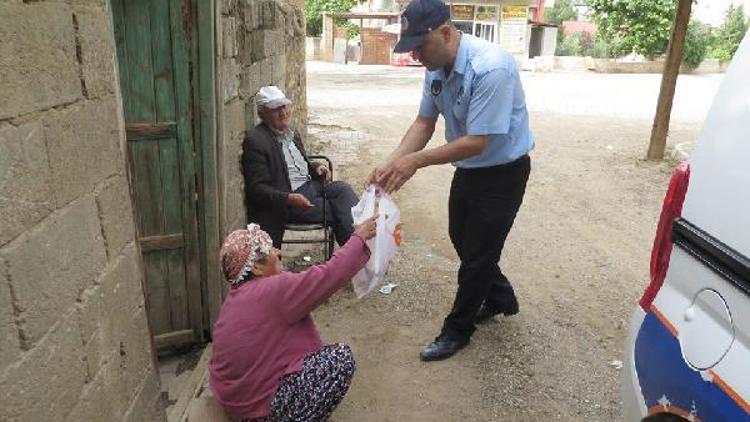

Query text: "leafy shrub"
[556, 33, 582, 56]
[682, 20, 710, 69]
[585, 37, 611, 58]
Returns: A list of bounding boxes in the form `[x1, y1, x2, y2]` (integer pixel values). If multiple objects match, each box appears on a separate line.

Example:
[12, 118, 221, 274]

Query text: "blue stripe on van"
[634, 311, 749, 420]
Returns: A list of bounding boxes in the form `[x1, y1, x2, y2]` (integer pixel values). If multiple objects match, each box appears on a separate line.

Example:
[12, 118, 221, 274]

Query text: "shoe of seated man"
[475, 296, 519, 324]
[419, 334, 470, 362]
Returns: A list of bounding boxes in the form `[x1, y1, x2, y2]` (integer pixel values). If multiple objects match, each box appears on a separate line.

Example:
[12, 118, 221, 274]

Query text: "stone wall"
[592, 58, 729, 74]
[0, 2, 163, 421]
[217, 0, 308, 237]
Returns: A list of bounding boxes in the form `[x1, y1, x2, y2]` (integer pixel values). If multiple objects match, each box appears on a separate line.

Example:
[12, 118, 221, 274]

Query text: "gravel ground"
[295, 62, 723, 421]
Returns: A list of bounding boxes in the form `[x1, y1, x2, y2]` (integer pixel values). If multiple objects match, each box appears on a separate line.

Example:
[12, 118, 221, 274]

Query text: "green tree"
[545, 0, 578, 25]
[709, 5, 749, 62]
[305, 0, 356, 37]
[682, 20, 710, 69]
[586, 0, 676, 59]
[547, 0, 579, 54]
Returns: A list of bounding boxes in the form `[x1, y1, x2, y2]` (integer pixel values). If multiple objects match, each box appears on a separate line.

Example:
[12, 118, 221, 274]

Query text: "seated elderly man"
[242, 86, 359, 248]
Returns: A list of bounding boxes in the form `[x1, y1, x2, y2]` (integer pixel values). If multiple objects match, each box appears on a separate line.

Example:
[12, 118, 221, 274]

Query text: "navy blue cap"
[393, 0, 451, 53]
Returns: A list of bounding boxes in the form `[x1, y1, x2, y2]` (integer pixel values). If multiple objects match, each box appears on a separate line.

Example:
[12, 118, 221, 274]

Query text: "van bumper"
[622, 307, 648, 421]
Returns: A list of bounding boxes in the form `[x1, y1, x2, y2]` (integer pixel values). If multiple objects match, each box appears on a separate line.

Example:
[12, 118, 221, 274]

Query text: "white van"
[622, 34, 750, 421]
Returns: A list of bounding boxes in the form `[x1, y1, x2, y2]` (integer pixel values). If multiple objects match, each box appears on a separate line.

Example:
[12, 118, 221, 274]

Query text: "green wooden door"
[112, 0, 203, 349]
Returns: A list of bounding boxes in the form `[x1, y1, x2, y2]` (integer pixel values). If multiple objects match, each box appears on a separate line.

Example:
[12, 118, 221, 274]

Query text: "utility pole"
[647, 0, 693, 160]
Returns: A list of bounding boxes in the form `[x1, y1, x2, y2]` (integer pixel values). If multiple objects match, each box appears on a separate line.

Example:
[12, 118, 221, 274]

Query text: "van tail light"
[639, 161, 691, 311]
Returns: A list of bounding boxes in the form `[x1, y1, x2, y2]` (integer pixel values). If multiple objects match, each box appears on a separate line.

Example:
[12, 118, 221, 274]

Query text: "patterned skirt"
[236, 343, 356, 422]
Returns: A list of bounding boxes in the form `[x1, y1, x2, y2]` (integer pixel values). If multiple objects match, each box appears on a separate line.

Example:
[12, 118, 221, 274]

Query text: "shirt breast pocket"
[452, 100, 468, 121]
[452, 87, 471, 129]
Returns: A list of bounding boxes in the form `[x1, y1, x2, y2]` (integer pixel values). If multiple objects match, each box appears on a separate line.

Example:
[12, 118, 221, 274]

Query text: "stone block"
[222, 152, 246, 230]
[0, 197, 107, 346]
[0, 313, 87, 422]
[96, 176, 136, 258]
[242, 0, 259, 32]
[0, 257, 21, 375]
[68, 0, 108, 7]
[225, 176, 246, 231]
[224, 98, 246, 142]
[239, 61, 262, 100]
[76, 285, 102, 378]
[273, 53, 287, 82]
[268, 30, 284, 58]
[42, 98, 124, 207]
[250, 30, 282, 63]
[223, 58, 241, 104]
[98, 246, 147, 356]
[73, 5, 118, 99]
[0, 2, 81, 119]
[119, 310, 157, 398]
[245, 95, 260, 130]
[249, 30, 265, 63]
[77, 245, 146, 382]
[222, 16, 238, 58]
[123, 370, 166, 422]
[64, 357, 128, 422]
[289, 7, 305, 37]
[221, 0, 238, 15]
[186, 394, 231, 422]
[259, 1, 280, 30]
[0, 122, 55, 247]
[259, 57, 273, 86]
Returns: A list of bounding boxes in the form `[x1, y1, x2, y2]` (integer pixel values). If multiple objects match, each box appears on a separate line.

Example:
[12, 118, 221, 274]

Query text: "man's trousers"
[441, 155, 531, 341]
[288, 180, 359, 246]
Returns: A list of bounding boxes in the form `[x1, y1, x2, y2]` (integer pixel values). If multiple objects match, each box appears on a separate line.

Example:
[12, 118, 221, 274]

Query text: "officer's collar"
[452, 33, 469, 76]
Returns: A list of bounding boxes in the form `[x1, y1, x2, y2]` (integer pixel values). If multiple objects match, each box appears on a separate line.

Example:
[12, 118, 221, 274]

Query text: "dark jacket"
[242, 123, 323, 247]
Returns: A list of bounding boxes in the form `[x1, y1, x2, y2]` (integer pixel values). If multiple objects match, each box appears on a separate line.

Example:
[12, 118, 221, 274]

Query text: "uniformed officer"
[366, 0, 534, 361]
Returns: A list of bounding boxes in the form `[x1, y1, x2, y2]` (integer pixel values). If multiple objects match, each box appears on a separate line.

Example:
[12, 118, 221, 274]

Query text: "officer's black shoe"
[475, 296, 519, 324]
[419, 335, 469, 362]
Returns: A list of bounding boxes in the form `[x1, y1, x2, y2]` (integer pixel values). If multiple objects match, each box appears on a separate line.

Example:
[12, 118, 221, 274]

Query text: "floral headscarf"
[219, 224, 274, 285]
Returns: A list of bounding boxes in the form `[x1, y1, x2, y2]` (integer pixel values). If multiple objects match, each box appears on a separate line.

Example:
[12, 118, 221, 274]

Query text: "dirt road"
[303, 63, 722, 421]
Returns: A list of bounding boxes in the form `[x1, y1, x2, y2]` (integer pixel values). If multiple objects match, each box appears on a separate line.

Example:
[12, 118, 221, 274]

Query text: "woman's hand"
[354, 215, 377, 240]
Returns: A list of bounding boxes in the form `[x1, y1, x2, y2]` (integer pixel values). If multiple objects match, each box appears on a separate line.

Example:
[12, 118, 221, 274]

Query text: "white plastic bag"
[350, 185, 402, 298]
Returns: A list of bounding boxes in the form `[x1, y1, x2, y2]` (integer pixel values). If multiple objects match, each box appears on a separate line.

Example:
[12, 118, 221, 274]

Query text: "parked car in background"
[622, 33, 750, 421]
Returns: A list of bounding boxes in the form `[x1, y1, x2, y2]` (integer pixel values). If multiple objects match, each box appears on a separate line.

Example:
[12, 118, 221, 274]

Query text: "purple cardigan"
[209, 234, 370, 419]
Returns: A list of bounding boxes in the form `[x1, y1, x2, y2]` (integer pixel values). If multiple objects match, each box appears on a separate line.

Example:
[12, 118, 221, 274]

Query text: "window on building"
[475, 5, 498, 21]
[452, 4, 475, 35]
[455, 21, 473, 34]
[474, 22, 496, 42]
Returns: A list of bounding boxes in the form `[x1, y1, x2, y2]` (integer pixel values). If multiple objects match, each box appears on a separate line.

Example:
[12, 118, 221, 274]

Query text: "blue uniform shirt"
[418, 34, 534, 168]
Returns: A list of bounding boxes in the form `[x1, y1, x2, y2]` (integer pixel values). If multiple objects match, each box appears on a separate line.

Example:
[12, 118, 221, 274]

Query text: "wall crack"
[72, 13, 90, 99]
[2, 258, 31, 351]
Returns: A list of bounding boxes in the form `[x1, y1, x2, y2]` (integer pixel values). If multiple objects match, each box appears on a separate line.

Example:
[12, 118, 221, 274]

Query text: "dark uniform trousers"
[442, 155, 531, 341]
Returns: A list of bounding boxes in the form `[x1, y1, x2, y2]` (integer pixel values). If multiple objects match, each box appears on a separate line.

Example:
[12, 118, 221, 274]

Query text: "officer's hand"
[377, 155, 418, 194]
[316, 165, 332, 183]
[287, 193, 314, 208]
[365, 165, 382, 188]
